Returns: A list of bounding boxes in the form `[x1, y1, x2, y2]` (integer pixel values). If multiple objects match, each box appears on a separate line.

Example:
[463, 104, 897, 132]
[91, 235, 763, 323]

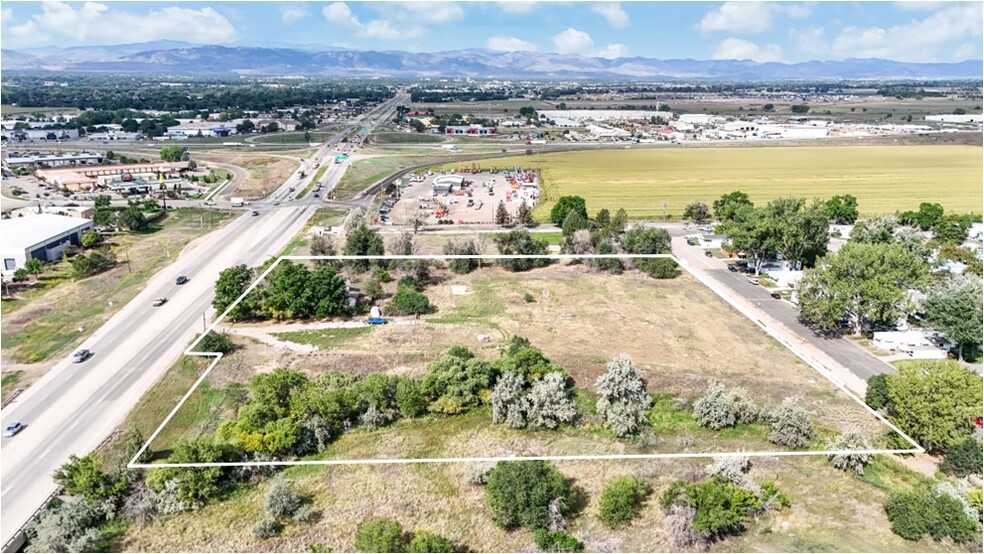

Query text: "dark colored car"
[176, 275, 189, 285]
[704, 250, 714, 257]
[770, 292, 782, 300]
[251, 210, 260, 216]
[727, 265, 738, 272]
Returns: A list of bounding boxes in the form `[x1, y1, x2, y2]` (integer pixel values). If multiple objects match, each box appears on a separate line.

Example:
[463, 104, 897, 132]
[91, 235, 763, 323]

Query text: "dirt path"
[221, 318, 421, 353]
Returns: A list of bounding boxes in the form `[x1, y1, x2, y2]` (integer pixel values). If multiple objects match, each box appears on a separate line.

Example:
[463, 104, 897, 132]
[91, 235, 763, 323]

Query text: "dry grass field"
[111, 263, 961, 553]
[196, 154, 300, 198]
[444, 145, 982, 220]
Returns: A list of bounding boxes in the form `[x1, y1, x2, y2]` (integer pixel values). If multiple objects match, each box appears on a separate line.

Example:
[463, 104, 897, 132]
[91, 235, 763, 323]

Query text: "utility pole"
[202, 312, 207, 332]
[125, 247, 131, 273]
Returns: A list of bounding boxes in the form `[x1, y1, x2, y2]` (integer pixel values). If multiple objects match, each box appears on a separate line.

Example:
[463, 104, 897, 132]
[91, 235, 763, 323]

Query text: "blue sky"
[2, 1, 981, 62]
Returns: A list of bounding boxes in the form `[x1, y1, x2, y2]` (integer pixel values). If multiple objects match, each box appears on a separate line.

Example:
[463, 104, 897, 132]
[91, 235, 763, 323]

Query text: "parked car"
[367, 317, 388, 325]
[152, 297, 168, 307]
[704, 251, 714, 257]
[3, 422, 24, 437]
[727, 264, 738, 272]
[72, 349, 92, 363]
[747, 278, 760, 286]
[176, 275, 189, 285]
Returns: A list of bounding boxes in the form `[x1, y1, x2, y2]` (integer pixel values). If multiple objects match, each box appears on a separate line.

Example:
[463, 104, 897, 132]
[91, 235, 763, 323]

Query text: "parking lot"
[379, 169, 539, 227]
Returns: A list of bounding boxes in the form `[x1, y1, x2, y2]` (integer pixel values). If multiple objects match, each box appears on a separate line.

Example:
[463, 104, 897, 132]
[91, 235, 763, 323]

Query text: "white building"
[925, 114, 983, 124]
[1, 214, 93, 273]
[872, 330, 950, 359]
[432, 175, 464, 195]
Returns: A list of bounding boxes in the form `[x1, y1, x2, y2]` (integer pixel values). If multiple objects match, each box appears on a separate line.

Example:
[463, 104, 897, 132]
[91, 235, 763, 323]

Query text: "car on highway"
[72, 349, 92, 363]
[251, 210, 259, 216]
[273, 200, 281, 206]
[727, 264, 738, 272]
[747, 277, 760, 285]
[3, 422, 24, 437]
[152, 297, 168, 307]
[205, 199, 216, 206]
[770, 292, 782, 300]
[176, 275, 189, 285]
[704, 250, 714, 257]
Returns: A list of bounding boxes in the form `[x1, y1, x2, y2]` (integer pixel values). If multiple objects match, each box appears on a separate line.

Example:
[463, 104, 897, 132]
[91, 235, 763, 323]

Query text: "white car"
[4, 422, 24, 437]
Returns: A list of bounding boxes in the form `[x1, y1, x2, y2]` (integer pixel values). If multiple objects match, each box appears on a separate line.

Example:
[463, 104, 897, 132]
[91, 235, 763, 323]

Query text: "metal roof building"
[1, 214, 93, 274]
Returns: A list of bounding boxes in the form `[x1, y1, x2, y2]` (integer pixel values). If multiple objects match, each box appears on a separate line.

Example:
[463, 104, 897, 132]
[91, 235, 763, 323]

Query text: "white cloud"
[496, 1, 538, 14]
[9, 20, 47, 42]
[1, 7, 13, 24]
[804, 2, 982, 61]
[698, 2, 775, 34]
[552, 27, 595, 55]
[596, 43, 629, 59]
[486, 35, 536, 52]
[712, 37, 784, 62]
[591, 2, 629, 28]
[280, 4, 308, 24]
[551, 28, 627, 58]
[323, 2, 423, 40]
[893, 1, 953, 11]
[366, 1, 463, 24]
[698, 1, 813, 34]
[10, 1, 236, 45]
[789, 26, 827, 56]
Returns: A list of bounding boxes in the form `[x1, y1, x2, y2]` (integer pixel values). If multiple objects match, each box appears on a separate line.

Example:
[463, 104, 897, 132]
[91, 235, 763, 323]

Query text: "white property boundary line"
[128, 254, 923, 469]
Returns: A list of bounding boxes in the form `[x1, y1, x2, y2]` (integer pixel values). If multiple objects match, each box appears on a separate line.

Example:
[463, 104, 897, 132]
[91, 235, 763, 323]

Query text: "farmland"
[444, 145, 982, 220]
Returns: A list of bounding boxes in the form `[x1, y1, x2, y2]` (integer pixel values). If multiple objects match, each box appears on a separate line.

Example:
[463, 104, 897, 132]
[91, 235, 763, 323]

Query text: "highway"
[0, 92, 406, 545]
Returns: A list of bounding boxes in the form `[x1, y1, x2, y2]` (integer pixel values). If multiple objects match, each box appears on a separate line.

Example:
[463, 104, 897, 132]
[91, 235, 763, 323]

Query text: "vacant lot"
[333, 154, 455, 200]
[197, 154, 300, 198]
[0, 209, 233, 397]
[445, 145, 982, 220]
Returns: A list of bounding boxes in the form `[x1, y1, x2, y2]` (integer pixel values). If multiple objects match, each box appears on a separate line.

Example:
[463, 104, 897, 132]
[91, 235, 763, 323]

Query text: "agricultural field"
[444, 145, 983, 220]
[110, 263, 957, 553]
[0, 208, 234, 399]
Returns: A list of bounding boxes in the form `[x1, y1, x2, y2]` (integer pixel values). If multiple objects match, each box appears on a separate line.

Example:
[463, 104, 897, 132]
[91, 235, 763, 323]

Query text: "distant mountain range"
[2, 42, 981, 80]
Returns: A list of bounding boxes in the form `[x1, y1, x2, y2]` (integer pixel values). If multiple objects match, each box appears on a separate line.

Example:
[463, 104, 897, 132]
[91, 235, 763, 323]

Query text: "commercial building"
[432, 175, 465, 195]
[2, 151, 102, 168]
[445, 125, 497, 136]
[1, 213, 93, 272]
[36, 161, 190, 192]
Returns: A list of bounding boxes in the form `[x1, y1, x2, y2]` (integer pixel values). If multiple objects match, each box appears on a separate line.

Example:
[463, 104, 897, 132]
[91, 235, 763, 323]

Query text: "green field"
[446, 145, 983, 220]
[370, 132, 445, 144]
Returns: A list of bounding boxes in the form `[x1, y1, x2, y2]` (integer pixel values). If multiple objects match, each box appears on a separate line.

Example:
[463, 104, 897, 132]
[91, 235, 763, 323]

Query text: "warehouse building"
[1, 214, 94, 272]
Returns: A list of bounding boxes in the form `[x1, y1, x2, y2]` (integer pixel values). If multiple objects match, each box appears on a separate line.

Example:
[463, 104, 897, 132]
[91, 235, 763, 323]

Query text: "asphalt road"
[666, 225, 895, 382]
[0, 92, 405, 545]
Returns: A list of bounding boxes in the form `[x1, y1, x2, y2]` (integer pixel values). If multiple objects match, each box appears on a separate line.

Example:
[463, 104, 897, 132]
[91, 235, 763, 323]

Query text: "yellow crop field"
[449, 145, 982, 220]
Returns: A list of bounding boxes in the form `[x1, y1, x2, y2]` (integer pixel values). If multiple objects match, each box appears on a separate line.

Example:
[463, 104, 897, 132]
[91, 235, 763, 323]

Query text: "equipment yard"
[381, 168, 540, 227]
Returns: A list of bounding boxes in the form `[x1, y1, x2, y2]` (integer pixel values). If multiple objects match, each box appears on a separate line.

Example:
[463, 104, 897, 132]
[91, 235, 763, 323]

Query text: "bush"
[389, 285, 433, 315]
[252, 518, 281, 539]
[70, 249, 117, 279]
[598, 475, 651, 528]
[395, 378, 426, 418]
[550, 196, 588, 226]
[524, 292, 535, 303]
[485, 460, 573, 530]
[865, 373, 891, 411]
[196, 331, 235, 354]
[491, 371, 527, 428]
[595, 354, 653, 437]
[80, 230, 103, 248]
[493, 230, 551, 272]
[692, 383, 758, 430]
[826, 431, 872, 475]
[638, 257, 680, 279]
[421, 352, 498, 413]
[940, 437, 983, 477]
[767, 400, 815, 448]
[704, 456, 752, 485]
[292, 503, 314, 524]
[660, 476, 762, 539]
[53, 454, 128, 503]
[884, 488, 979, 543]
[525, 372, 577, 430]
[406, 530, 457, 553]
[533, 529, 582, 552]
[354, 517, 406, 553]
[465, 462, 494, 485]
[24, 499, 105, 553]
[443, 239, 480, 274]
[263, 478, 302, 518]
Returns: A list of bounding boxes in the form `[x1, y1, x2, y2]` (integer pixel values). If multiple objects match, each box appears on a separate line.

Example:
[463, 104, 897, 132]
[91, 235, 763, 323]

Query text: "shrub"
[263, 478, 302, 518]
[826, 431, 873, 475]
[660, 476, 762, 539]
[550, 196, 588, 226]
[395, 378, 426, 418]
[354, 517, 406, 553]
[443, 239, 479, 274]
[52, 454, 128, 503]
[865, 373, 891, 411]
[146, 440, 234, 502]
[598, 475, 651, 528]
[292, 503, 314, 524]
[638, 257, 680, 279]
[485, 460, 573, 530]
[767, 400, 815, 448]
[524, 292, 535, 303]
[80, 230, 103, 248]
[533, 529, 582, 552]
[704, 456, 752, 485]
[885, 487, 980, 543]
[465, 461, 494, 486]
[252, 518, 281, 539]
[24, 499, 105, 553]
[196, 331, 235, 354]
[421, 353, 498, 413]
[525, 372, 577, 430]
[389, 285, 433, 315]
[940, 437, 983, 477]
[493, 230, 551, 272]
[691, 383, 758, 430]
[491, 371, 527, 428]
[406, 530, 457, 553]
[595, 354, 653, 437]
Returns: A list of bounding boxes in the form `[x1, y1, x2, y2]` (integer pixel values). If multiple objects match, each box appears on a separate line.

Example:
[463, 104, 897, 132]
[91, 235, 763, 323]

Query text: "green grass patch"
[274, 327, 372, 350]
[371, 132, 445, 144]
[859, 455, 936, 494]
[307, 207, 348, 230]
[427, 279, 505, 325]
[251, 131, 336, 144]
[333, 154, 452, 200]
